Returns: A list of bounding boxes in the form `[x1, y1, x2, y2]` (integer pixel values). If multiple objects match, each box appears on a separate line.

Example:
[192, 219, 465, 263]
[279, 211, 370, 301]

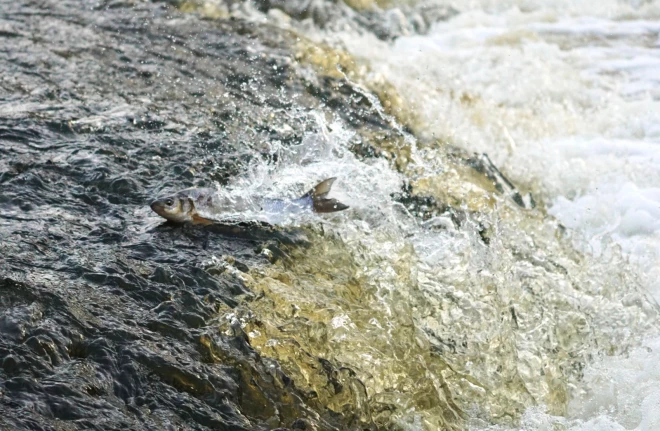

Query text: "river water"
[1, 0, 659, 430]
[237, 1, 660, 429]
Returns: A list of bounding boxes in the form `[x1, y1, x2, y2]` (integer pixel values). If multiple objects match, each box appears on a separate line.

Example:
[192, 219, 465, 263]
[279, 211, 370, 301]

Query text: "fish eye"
[165, 199, 174, 206]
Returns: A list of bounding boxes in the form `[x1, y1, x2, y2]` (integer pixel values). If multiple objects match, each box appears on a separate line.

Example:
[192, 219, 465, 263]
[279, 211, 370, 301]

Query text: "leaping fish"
[150, 177, 349, 225]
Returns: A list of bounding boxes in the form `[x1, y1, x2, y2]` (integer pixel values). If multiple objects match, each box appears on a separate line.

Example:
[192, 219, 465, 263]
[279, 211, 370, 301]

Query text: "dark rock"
[0, 0, 384, 429]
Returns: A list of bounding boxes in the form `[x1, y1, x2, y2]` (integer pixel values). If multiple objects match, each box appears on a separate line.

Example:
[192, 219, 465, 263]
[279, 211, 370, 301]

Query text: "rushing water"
[320, 2, 660, 429]
[219, 0, 660, 429]
[2, 0, 660, 430]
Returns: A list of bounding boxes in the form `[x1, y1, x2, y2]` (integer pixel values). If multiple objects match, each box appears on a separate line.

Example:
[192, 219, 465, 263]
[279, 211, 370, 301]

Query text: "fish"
[150, 177, 349, 225]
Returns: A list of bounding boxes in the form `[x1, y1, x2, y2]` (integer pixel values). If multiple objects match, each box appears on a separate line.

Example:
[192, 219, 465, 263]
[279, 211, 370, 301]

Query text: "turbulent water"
[1, 0, 660, 430]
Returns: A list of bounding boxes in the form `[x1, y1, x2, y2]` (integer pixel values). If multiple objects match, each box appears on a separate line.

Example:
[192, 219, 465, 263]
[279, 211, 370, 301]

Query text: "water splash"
[205, 107, 658, 429]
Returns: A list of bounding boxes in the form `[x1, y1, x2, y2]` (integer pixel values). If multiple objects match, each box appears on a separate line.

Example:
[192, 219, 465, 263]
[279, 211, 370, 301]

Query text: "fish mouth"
[150, 199, 186, 223]
[150, 201, 166, 217]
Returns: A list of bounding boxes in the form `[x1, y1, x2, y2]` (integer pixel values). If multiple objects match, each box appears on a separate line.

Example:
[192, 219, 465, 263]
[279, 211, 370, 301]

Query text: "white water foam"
[207, 112, 405, 227]
[325, 1, 660, 430]
[474, 335, 660, 431]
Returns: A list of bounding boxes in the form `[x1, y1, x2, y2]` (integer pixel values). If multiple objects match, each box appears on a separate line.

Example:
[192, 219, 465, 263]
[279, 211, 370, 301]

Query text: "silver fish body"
[150, 178, 348, 225]
[262, 196, 314, 215]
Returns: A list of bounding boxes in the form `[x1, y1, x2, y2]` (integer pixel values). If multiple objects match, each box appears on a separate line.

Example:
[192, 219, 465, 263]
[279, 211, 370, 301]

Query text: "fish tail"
[302, 177, 350, 213]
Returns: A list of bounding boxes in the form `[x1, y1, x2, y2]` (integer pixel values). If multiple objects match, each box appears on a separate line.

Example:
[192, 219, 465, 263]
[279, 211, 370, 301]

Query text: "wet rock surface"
[174, 0, 457, 41]
[254, 0, 457, 40]
[0, 0, 398, 429]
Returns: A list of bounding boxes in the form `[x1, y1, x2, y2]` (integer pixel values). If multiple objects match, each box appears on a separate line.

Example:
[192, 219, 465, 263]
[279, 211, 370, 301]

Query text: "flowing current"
[330, 3, 660, 429]
[2, 0, 659, 430]
[204, 0, 660, 429]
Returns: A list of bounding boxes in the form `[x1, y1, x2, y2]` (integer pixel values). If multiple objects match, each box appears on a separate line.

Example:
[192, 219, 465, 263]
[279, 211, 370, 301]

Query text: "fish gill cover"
[0, 0, 658, 431]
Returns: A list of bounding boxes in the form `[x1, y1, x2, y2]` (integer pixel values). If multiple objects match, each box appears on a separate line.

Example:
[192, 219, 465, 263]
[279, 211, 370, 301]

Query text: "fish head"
[150, 194, 194, 223]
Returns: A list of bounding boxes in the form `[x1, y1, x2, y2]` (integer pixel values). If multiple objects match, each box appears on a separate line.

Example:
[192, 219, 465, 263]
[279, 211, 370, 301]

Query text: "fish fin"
[313, 198, 349, 213]
[302, 177, 336, 200]
[191, 213, 214, 225]
[185, 197, 214, 225]
[301, 178, 349, 213]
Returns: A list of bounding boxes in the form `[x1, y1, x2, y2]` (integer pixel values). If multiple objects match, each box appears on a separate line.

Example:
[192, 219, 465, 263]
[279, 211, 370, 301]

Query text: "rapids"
[1, 0, 659, 430]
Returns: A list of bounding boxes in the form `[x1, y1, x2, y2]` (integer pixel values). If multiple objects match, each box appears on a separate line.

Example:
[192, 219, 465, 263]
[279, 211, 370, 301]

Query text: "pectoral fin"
[191, 213, 214, 225]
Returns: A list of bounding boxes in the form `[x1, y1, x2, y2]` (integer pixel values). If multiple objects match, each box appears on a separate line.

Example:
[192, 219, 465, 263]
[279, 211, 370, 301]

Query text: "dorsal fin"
[302, 177, 336, 199]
